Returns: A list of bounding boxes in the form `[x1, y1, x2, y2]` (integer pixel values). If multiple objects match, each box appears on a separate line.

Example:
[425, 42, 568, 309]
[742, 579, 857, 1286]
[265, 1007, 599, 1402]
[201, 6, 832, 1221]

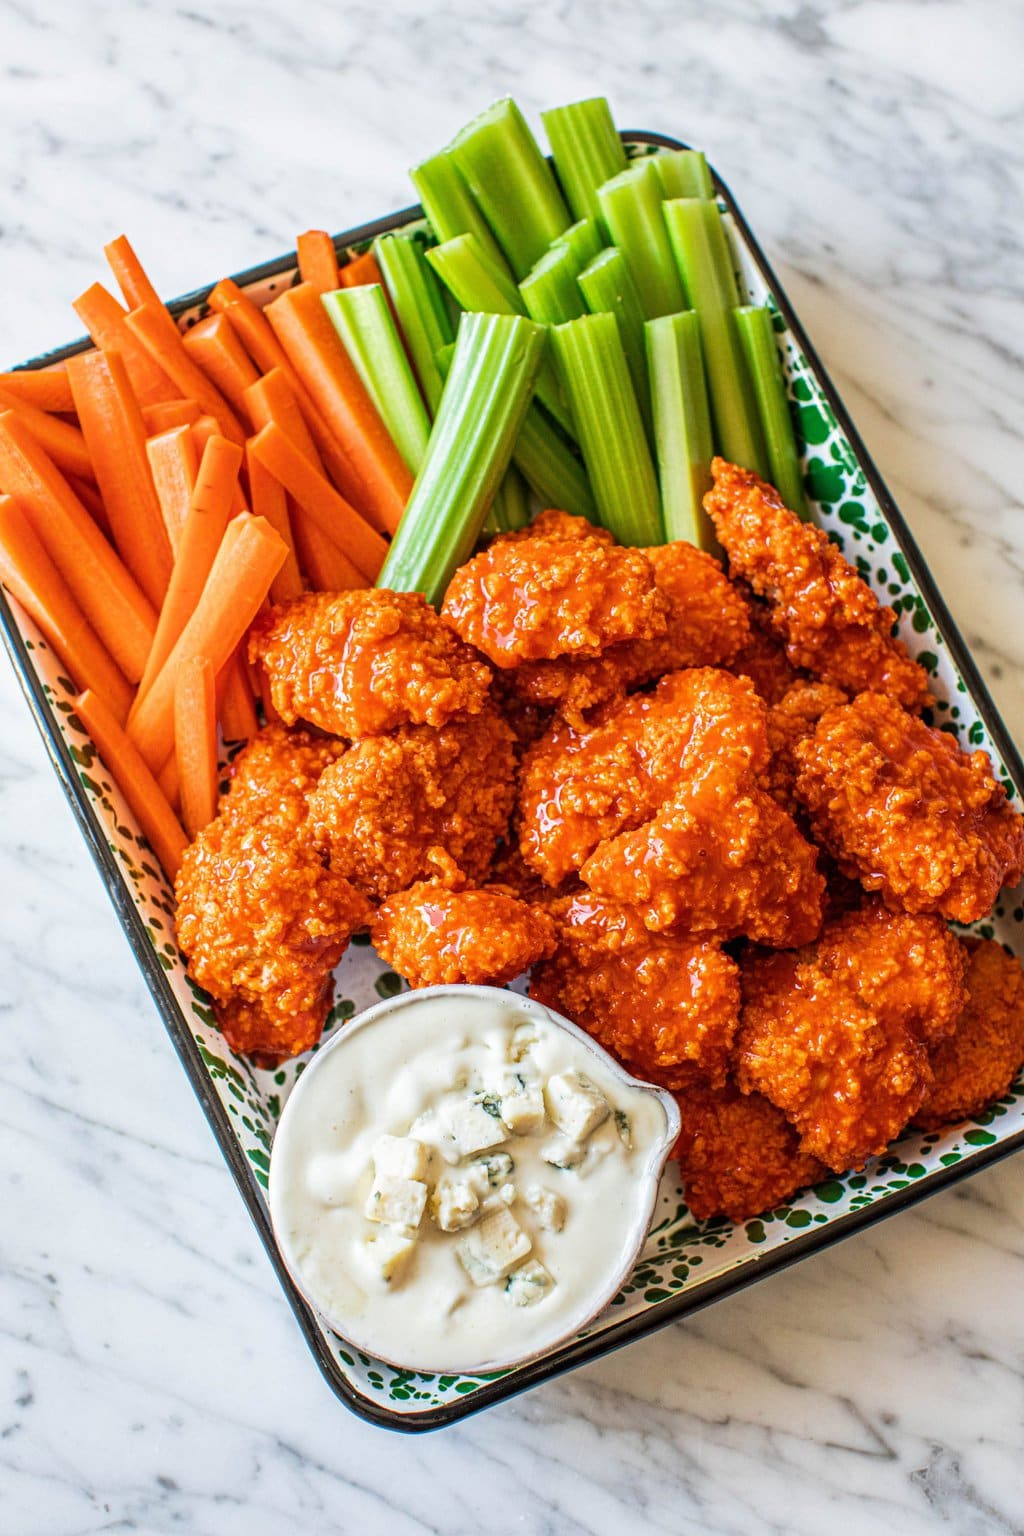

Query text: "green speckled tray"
[3, 131, 1023, 1432]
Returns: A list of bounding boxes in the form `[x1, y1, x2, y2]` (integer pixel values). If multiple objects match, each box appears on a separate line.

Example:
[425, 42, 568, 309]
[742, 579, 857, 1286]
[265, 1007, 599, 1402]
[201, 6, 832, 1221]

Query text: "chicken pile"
[174, 461, 1024, 1220]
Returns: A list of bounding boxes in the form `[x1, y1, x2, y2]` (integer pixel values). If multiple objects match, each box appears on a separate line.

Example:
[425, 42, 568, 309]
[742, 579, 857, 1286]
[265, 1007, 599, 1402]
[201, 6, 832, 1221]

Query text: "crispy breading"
[735, 904, 969, 1171]
[495, 508, 616, 546]
[529, 891, 741, 1090]
[248, 588, 492, 738]
[705, 458, 930, 708]
[672, 1081, 826, 1222]
[308, 708, 516, 901]
[727, 586, 807, 705]
[914, 939, 1024, 1129]
[794, 692, 1024, 922]
[174, 726, 370, 1065]
[372, 882, 556, 988]
[441, 531, 666, 667]
[764, 680, 848, 813]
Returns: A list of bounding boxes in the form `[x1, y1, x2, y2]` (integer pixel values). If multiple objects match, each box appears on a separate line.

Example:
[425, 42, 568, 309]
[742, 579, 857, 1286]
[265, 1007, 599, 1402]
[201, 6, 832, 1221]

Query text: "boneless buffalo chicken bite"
[763, 680, 848, 814]
[727, 586, 807, 705]
[794, 691, 1024, 923]
[529, 892, 741, 1091]
[174, 726, 371, 1065]
[913, 940, 1024, 1130]
[249, 588, 492, 738]
[371, 881, 557, 990]
[705, 457, 931, 709]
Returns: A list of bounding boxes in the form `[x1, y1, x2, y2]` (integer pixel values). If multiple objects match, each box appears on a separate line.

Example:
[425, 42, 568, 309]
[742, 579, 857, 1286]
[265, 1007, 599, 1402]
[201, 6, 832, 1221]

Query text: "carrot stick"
[256, 661, 280, 725]
[0, 385, 95, 482]
[124, 304, 245, 445]
[65, 473, 113, 540]
[206, 277, 355, 495]
[219, 651, 259, 742]
[297, 230, 341, 294]
[0, 368, 74, 414]
[157, 753, 181, 811]
[134, 434, 243, 706]
[128, 514, 286, 771]
[76, 687, 188, 880]
[67, 349, 174, 608]
[245, 440, 302, 601]
[0, 494, 133, 722]
[248, 420, 384, 582]
[0, 411, 155, 681]
[142, 399, 202, 434]
[192, 416, 247, 514]
[146, 425, 198, 553]
[104, 236, 179, 337]
[181, 314, 260, 425]
[72, 283, 176, 406]
[174, 653, 218, 837]
[339, 250, 385, 288]
[244, 369, 358, 591]
[266, 282, 411, 535]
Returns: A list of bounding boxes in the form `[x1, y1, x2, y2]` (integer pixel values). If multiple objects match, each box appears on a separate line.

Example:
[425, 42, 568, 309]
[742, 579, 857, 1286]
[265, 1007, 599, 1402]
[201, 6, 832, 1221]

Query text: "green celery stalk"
[409, 150, 510, 276]
[577, 246, 652, 438]
[597, 158, 686, 320]
[550, 313, 662, 546]
[645, 312, 716, 548]
[551, 218, 604, 267]
[734, 305, 807, 516]
[541, 97, 628, 228]
[373, 234, 454, 414]
[322, 286, 431, 475]
[652, 149, 714, 200]
[663, 198, 768, 476]
[436, 340, 596, 520]
[426, 232, 574, 434]
[378, 312, 546, 605]
[520, 245, 587, 326]
[448, 98, 571, 279]
[492, 463, 531, 531]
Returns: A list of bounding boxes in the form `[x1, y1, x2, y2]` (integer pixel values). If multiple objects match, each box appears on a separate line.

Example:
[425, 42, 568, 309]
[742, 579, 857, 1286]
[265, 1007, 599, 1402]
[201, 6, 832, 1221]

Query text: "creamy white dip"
[268, 987, 676, 1373]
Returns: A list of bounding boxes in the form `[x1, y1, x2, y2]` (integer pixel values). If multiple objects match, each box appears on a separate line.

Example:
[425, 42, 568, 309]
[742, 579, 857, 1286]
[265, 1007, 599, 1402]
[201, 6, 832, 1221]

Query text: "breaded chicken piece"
[705, 458, 930, 709]
[248, 588, 491, 738]
[518, 668, 769, 887]
[727, 587, 807, 705]
[736, 904, 969, 1171]
[529, 891, 740, 1090]
[496, 508, 615, 546]
[914, 939, 1024, 1129]
[175, 726, 370, 1065]
[489, 669, 554, 752]
[308, 708, 516, 901]
[794, 692, 1024, 923]
[672, 1082, 826, 1222]
[372, 881, 556, 989]
[581, 783, 824, 945]
[764, 680, 847, 813]
[508, 542, 752, 720]
[441, 531, 666, 668]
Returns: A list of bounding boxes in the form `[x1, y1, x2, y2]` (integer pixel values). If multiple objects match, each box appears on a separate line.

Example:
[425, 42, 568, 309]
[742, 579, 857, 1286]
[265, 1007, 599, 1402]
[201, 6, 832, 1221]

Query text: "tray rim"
[3, 127, 1024, 1435]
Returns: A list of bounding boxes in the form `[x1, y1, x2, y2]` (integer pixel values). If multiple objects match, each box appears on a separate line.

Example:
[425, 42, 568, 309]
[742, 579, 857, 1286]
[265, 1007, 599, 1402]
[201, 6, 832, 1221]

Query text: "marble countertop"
[3, 1, 1024, 1530]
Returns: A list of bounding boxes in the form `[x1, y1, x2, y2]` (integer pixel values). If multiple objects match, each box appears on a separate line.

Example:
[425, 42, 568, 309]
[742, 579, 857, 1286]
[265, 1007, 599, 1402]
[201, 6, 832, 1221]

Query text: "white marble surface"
[2, 0, 1023, 1530]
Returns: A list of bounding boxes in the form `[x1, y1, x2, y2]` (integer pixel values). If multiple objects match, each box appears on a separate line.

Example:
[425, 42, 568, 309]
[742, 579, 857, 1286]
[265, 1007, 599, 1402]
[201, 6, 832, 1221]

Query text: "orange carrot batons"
[67, 349, 174, 608]
[174, 654, 218, 837]
[0, 368, 74, 414]
[245, 441, 302, 602]
[0, 411, 155, 681]
[181, 313, 260, 425]
[104, 235, 180, 336]
[146, 425, 199, 553]
[128, 513, 287, 771]
[142, 399, 202, 434]
[72, 283, 177, 406]
[0, 495, 133, 722]
[297, 230, 342, 294]
[265, 281, 412, 535]
[219, 653, 259, 743]
[0, 386, 95, 482]
[76, 687, 188, 880]
[339, 250, 385, 288]
[124, 303, 246, 445]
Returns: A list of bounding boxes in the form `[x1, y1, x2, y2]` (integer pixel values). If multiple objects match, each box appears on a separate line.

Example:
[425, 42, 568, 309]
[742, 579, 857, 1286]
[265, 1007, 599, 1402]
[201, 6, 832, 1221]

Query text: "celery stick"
[426, 233, 574, 435]
[597, 158, 686, 320]
[645, 312, 716, 548]
[520, 245, 587, 326]
[551, 218, 605, 268]
[577, 246, 651, 438]
[378, 312, 546, 605]
[410, 150, 510, 276]
[448, 99, 571, 279]
[663, 198, 768, 476]
[550, 313, 662, 546]
[373, 234, 454, 414]
[322, 286, 431, 475]
[734, 305, 807, 516]
[542, 98, 628, 228]
[652, 149, 714, 200]
[493, 463, 531, 531]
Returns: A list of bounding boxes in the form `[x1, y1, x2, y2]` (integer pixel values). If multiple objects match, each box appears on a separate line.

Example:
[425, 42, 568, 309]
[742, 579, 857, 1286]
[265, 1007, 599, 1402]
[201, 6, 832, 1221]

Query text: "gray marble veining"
[2, 1, 1024, 1531]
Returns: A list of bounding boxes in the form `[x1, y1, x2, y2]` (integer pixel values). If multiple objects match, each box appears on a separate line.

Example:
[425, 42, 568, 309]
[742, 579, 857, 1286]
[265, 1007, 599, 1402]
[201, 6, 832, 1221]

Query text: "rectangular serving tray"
[4, 130, 1024, 1433]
